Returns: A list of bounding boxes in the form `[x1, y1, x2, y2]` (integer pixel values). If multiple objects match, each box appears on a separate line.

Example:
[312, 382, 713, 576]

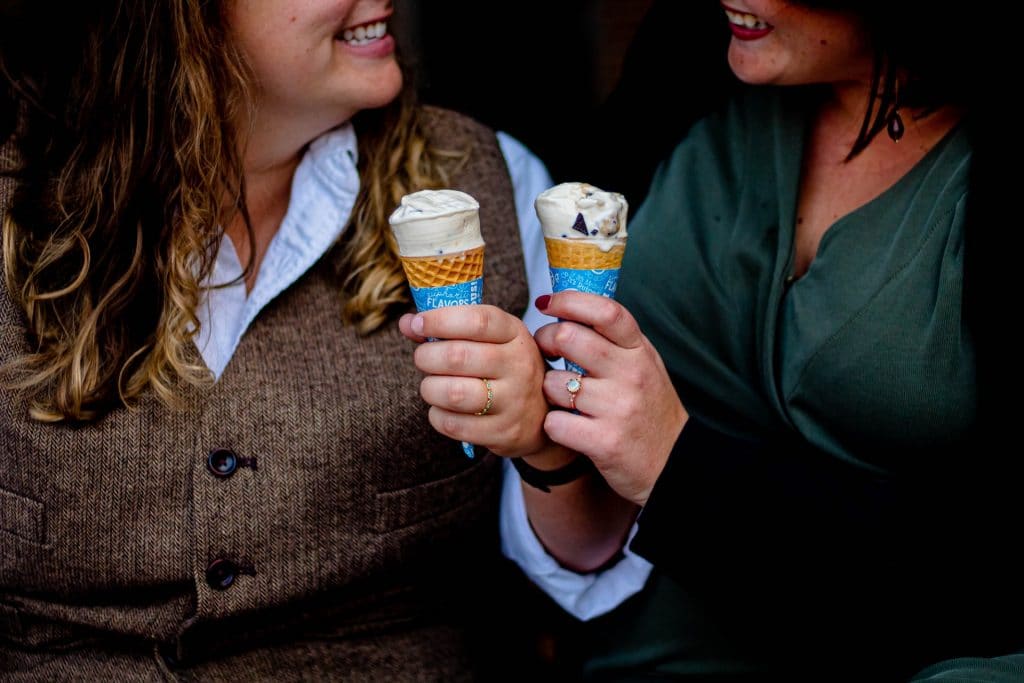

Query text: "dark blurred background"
[391, 3, 735, 676]
[395, 0, 735, 209]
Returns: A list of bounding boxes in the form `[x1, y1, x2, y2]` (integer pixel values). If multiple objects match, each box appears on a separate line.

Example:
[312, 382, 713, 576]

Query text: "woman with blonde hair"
[0, 0, 554, 678]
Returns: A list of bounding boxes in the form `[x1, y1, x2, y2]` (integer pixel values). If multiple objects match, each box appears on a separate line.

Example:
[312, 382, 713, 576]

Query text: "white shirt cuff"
[499, 459, 654, 621]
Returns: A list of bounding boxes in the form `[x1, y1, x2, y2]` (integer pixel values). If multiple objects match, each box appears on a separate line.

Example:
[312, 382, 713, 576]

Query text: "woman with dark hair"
[0, 0, 557, 678]
[406, 1, 1023, 678]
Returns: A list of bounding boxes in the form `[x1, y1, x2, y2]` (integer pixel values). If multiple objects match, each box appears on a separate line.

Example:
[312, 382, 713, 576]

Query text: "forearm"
[518, 445, 639, 573]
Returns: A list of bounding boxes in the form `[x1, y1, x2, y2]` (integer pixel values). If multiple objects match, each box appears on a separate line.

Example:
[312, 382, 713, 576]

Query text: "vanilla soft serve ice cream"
[389, 189, 486, 459]
[389, 189, 484, 259]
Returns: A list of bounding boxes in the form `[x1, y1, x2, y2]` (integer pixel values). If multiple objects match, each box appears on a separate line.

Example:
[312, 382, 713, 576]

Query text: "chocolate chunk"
[571, 213, 588, 236]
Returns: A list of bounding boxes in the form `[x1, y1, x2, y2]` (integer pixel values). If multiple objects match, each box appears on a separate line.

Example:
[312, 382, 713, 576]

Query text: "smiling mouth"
[722, 5, 772, 30]
[337, 17, 389, 46]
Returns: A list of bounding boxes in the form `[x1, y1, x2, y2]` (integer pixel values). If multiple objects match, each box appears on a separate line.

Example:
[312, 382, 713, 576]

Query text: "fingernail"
[411, 315, 424, 335]
[535, 295, 551, 311]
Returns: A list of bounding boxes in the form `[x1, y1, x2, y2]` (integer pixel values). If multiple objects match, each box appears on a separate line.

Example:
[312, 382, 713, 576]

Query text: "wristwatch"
[511, 454, 597, 493]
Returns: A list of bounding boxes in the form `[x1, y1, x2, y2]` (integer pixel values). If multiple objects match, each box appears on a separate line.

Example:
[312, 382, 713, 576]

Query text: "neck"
[223, 123, 305, 293]
[224, 104, 353, 292]
[821, 78, 962, 154]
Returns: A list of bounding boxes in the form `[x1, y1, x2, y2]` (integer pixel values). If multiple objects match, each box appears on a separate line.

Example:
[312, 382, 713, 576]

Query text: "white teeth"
[724, 8, 769, 30]
[339, 21, 388, 45]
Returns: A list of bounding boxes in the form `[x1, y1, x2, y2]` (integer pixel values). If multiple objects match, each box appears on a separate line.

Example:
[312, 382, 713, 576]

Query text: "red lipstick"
[722, 4, 774, 41]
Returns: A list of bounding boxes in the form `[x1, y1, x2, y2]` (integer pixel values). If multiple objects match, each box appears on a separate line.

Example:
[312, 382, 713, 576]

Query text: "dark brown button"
[205, 558, 238, 590]
[207, 448, 238, 478]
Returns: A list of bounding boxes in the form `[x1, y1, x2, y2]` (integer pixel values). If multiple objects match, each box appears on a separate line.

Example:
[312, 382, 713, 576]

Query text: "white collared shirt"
[194, 123, 652, 621]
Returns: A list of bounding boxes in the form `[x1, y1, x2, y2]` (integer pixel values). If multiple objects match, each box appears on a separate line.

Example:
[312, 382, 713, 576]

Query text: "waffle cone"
[400, 246, 485, 288]
[544, 238, 625, 270]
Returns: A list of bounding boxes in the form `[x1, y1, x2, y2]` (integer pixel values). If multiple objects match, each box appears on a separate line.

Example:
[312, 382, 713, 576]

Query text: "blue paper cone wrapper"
[549, 267, 621, 376]
[411, 277, 484, 458]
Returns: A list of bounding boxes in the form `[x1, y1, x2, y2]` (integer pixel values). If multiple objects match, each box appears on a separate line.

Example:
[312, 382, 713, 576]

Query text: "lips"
[722, 4, 774, 41]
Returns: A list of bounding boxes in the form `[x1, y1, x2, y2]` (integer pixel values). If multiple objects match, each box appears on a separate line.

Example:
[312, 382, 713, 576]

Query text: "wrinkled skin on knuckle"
[443, 343, 469, 371]
[445, 379, 467, 407]
[472, 308, 492, 338]
[595, 298, 623, 329]
[440, 412, 462, 436]
[553, 323, 577, 352]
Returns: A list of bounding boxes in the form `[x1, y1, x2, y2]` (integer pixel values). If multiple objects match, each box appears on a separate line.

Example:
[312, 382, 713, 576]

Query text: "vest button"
[205, 558, 238, 590]
[207, 448, 238, 478]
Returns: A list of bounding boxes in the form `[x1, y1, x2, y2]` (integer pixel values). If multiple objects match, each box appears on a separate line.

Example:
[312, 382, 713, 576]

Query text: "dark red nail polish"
[535, 294, 551, 311]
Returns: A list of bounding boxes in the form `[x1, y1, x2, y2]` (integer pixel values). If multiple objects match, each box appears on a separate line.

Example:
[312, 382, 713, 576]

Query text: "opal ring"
[566, 375, 582, 410]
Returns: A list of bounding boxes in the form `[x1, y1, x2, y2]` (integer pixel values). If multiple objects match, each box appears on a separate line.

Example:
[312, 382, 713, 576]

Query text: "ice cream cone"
[543, 238, 625, 271]
[399, 246, 485, 288]
[535, 183, 629, 377]
[389, 189, 486, 459]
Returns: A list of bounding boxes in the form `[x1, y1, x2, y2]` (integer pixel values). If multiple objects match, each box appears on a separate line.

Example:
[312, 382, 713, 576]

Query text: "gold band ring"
[566, 376, 582, 410]
[476, 378, 494, 416]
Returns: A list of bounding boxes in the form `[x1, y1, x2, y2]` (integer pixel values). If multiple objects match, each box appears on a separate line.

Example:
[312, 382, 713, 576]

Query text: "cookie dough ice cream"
[535, 182, 628, 271]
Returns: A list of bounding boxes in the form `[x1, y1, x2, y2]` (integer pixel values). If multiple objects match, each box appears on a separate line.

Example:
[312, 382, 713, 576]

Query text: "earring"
[886, 79, 905, 142]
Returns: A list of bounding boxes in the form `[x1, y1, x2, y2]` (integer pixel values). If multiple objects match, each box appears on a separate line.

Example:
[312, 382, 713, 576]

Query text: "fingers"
[542, 410, 613, 462]
[427, 406, 492, 447]
[538, 292, 644, 350]
[398, 313, 429, 343]
[534, 320, 621, 378]
[420, 375, 495, 416]
[542, 370, 612, 416]
[411, 304, 521, 344]
[413, 338, 510, 378]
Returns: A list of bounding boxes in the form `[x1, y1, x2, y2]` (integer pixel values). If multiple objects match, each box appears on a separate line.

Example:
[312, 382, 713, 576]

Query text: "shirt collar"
[195, 122, 361, 378]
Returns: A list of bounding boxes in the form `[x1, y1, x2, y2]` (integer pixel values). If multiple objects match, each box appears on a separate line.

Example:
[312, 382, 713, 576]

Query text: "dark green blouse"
[593, 87, 1012, 681]
[617, 86, 974, 471]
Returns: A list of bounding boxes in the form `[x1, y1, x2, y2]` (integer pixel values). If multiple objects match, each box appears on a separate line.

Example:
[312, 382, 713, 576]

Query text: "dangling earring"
[886, 78, 905, 142]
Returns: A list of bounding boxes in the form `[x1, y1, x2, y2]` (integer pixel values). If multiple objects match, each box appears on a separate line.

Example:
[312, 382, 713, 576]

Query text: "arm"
[397, 307, 640, 572]
[528, 292, 688, 569]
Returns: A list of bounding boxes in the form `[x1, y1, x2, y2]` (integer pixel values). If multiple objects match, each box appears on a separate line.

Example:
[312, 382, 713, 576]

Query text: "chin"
[358, 68, 404, 110]
[727, 46, 780, 85]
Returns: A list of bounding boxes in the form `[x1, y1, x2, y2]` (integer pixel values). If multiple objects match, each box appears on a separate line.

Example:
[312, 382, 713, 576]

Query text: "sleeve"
[629, 414, 1024, 620]
[495, 131, 555, 336]
[630, 415, 907, 581]
[499, 458, 653, 621]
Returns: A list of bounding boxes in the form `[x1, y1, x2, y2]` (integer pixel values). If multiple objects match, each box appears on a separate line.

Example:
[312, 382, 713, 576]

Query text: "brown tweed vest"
[0, 107, 528, 680]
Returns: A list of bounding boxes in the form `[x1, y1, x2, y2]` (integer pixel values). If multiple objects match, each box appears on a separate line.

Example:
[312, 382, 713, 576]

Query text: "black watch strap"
[511, 454, 597, 493]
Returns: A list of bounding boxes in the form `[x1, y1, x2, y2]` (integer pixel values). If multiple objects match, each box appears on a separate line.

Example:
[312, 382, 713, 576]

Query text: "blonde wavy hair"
[1, 1, 456, 422]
